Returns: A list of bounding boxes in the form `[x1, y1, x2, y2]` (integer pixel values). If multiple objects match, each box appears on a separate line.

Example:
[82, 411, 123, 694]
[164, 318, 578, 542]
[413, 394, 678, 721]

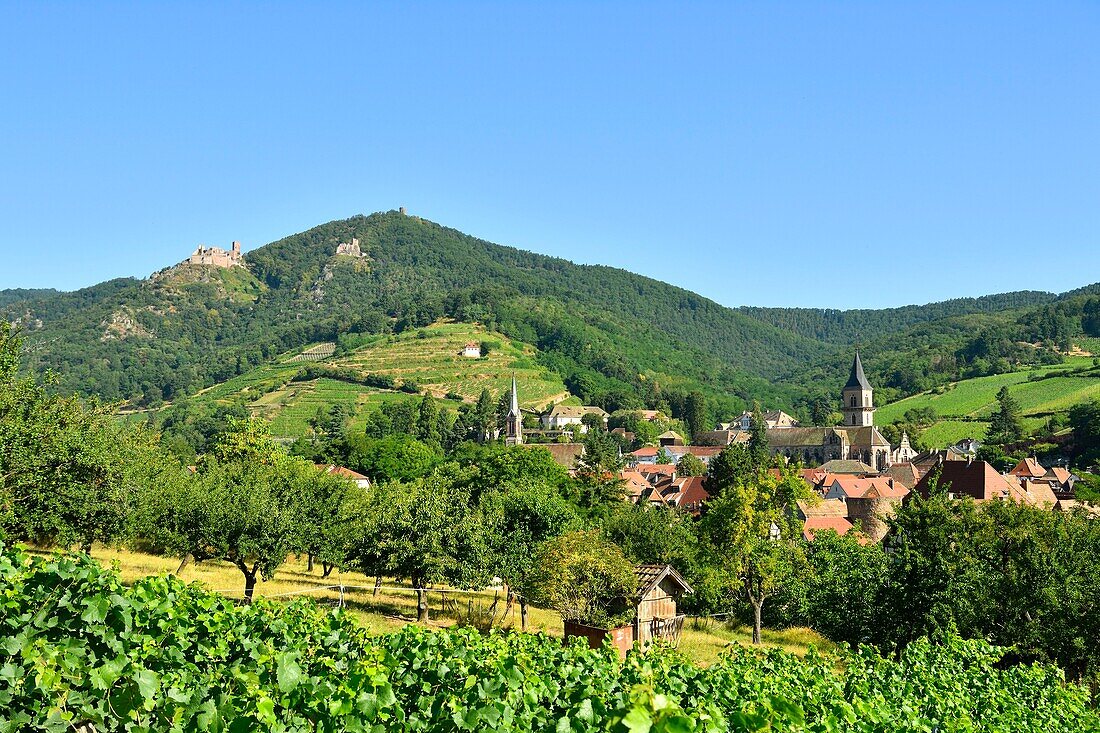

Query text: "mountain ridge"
[4, 211, 1100, 427]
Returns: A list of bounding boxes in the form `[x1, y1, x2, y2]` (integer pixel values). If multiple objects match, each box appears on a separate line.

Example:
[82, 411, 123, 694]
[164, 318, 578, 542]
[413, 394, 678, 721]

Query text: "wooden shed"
[633, 564, 693, 645]
[562, 563, 693, 657]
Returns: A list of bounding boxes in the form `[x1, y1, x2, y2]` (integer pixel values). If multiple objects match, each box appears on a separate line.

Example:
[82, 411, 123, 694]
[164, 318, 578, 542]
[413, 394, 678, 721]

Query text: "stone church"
[767, 352, 894, 470]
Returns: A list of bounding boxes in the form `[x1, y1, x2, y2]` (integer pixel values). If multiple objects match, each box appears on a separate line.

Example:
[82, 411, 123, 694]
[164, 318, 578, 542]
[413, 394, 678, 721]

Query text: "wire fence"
[205, 578, 744, 643]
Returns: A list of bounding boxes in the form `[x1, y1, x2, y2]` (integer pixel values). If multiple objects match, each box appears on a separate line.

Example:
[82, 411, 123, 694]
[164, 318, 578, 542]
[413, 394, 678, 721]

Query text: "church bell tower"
[841, 351, 875, 427]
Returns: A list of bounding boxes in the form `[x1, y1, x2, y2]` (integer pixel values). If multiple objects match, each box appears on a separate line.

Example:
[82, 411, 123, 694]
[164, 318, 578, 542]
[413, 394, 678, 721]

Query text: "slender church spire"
[505, 374, 523, 445]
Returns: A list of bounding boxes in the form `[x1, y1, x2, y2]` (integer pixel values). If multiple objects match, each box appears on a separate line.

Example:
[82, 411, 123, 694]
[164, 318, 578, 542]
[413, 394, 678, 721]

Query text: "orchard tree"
[375, 469, 490, 623]
[530, 530, 637, 629]
[602, 503, 697, 575]
[697, 465, 812, 643]
[295, 465, 363, 575]
[345, 434, 440, 482]
[451, 442, 573, 501]
[875, 490, 987, 648]
[140, 419, 328, 602]
[800, 530, 888, 645]
[0, 323, 177, 551]
[481, 481, 581, 629]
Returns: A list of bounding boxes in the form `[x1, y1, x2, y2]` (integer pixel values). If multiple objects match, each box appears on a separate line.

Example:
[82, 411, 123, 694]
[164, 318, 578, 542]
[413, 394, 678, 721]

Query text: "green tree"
[697, 465, 811, 643]
[602, 504, 697, 572]
[0, 323, 176, 550]
[581, 411, 605, 434]
[1068, 400, 1100, 466]
[748, 401, 769, 462]
[345, 434, 440, 482]
[986, 386, 1024, 444]
[575, 428, 625, 506]
[875, 490, 987, 647]
[800, 530, 887, 645]
[139, 419, 328, 601]
[530, 530, 637, 629]
[372, 470, 489, 622]
[481, 481, 581, 629]
[416, 394, 443, 447]
[295, 466, 363, 576]
[675, 452, 706, 477]
[472, 388, 497, 442]
[702, 443, 757, 499]
[684, 391, 710, 442]
[450, 442, 573, 500]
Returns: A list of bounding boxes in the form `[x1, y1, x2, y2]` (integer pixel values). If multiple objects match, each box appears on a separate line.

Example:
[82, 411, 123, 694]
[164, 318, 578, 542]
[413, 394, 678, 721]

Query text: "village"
[488, 352, 1092, 550]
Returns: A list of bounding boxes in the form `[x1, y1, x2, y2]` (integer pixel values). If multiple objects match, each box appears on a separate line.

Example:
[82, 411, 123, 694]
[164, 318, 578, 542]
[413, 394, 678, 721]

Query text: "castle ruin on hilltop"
[335, 237, 364, 257]
[186, 241, 244, 268]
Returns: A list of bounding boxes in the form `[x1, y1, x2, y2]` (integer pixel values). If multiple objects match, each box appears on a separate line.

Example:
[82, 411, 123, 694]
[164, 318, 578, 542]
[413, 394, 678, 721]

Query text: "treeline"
[741, 290, 1059, 344]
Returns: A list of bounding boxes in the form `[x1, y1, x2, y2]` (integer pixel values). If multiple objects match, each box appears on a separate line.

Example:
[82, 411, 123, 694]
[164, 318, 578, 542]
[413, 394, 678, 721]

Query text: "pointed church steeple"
[505, 374, 523, 446]
[844, 351, 872, 391]
[841, 350, 875, 427]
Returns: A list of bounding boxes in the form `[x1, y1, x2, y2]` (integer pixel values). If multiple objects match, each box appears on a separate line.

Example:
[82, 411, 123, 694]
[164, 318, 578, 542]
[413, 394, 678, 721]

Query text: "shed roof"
[634, 564, 693, 597]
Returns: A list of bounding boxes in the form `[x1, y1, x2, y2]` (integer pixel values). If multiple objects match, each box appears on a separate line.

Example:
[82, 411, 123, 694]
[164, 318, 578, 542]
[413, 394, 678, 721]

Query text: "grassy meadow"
[45, 545, 832, 668]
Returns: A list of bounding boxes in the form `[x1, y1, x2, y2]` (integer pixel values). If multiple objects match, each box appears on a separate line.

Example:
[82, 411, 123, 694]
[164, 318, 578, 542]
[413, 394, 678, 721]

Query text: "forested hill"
[4, 209, 1100, 420]
[740, 291, 1060, 345]
[1, 211, 830, 412]
[0, 288, 58, 308]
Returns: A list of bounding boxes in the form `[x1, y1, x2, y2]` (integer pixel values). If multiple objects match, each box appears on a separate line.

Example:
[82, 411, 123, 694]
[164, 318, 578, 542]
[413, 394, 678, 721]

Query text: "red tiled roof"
[317, 464, 368, 481]
[637, 463, 677, 476]
[827, 476, 904, 499]
[796, 498, 849, 519]
[1049, 467, 1072, 485]
[1010, 457, 1047, 479]
[884, 463, 921, 489]
[631, 447, 659, 457]
[912, 461, 1021, 503]
[1019, 479, 1059, 508]
[675, 476, 710, 509]
[683, 446, 724, 457]
[803, 516, 855, 541]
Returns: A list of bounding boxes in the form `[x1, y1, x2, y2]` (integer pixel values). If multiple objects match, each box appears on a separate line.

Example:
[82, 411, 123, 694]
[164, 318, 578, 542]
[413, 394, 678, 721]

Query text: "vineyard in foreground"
[2, 547, 1097, 733]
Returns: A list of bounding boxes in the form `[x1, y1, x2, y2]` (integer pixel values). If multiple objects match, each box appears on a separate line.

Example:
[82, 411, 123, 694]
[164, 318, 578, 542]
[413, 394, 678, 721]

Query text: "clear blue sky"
[2, 2, 1098, 308]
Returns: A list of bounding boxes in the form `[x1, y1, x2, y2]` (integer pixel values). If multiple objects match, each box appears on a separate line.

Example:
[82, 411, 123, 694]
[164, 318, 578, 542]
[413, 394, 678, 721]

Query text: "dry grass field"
[35, 545, 833, 667]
